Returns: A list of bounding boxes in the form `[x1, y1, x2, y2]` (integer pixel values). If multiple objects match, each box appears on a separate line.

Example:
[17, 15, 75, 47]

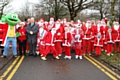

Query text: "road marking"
[6, 56, 24, 80]
[88, 56, 120, 79]
[0, 56, 20, 80]
[84, 56, 118, 80]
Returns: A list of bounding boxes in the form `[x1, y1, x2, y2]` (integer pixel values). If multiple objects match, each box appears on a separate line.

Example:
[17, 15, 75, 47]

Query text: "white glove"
[68, 43, 71, 46]
[57, 32, 61, 35]
[38, 39, 40, 43]
[51, 44, 54, 46]
[75, 35, 80, 39]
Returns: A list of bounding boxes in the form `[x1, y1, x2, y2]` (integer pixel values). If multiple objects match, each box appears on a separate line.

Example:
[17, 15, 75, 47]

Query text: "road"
[0, 53, 120, 80]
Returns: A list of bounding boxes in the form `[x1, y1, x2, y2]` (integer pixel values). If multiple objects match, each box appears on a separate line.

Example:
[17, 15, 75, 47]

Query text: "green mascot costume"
[0, 13, 20, 58]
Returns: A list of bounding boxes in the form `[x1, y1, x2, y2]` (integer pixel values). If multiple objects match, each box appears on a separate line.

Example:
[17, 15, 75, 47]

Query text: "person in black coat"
[26, 17, 39, 57]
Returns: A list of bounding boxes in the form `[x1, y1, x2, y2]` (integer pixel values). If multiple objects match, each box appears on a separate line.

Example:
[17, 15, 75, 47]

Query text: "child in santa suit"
[112, 21, 120, 53]
[106, 29, 114, 56]
[54, 20, 64, 56]
[17, 22, 26, 56]
[94, 32, 103, 56]
[37, 19, 47, 56]
[73, 24, 83, 59]
[100, 20, 109, 52]
[41, 27, 59, 60]
[82, 20, 92, 55]
[62, 27, 72, 59]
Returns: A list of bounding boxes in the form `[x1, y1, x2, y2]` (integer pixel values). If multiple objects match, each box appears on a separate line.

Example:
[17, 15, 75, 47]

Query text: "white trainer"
[58, 54, 62, 57]
[68, 56, 71, 60]
[75, 55, 79, 59]
[64, 56, 68, 59]
[79, 56, 82, 60]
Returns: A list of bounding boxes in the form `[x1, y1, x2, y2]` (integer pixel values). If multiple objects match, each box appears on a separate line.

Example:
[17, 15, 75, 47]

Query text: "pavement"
[0, 48, 14, 70]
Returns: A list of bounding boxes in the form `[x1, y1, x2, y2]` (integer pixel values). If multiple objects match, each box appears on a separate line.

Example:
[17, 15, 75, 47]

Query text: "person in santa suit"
[54, 20, 64, 56]
[37, 18, 47, 56]
[41, 27, 59, 60]
[62, 27, 72, 59]
[25, 18, 31, 53]
[100, 20, 109, 52]
[17, 22, 26, 56]
[82, 20, 92, 55]
[44, 21, 49, 31]
[94, 32, 103, 56]
[112, 21, 120, 53]
[73, 24, 83, 59]
[48, 17, 55, 28]
[91, 20, 97, 51]
[106, 28, 114, 56]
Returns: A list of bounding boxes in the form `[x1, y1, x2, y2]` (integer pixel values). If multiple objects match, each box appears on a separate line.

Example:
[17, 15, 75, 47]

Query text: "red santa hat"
[50, 16, 54, 19]
[20, 22, 25, 25]
[63, 18, 67, 21]
[56, 19, 61, 23]
[40, 18, 44, 21]
[70, 20, 74, 24]
[97, 20, 101, 23]
[86, 19, 91, 23]
[114, 20, 119, 24]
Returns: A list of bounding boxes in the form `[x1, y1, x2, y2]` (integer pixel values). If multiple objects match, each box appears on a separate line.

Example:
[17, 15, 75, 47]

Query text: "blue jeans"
[3, 37, 17, 56]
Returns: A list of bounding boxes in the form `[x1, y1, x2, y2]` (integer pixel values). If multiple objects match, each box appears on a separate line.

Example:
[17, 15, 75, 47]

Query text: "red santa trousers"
[83, 39, 91, 54]
[26, 42, 30, 51]
[107, 44, 113, 54]
[113, 42, 120, 52]
[103, 40, 107, 51]
[55, 42, 62, 55]
[91, 41, 95, 51]
[39, 44, 46, 55]
[43, 45, 58, 58]
[64, 46, 71, 56]
[95, 46, 101, 55]
[74, 42, 82, 56]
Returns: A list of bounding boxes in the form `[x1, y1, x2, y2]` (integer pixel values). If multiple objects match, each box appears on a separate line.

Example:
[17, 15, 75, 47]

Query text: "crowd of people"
[1, 16, 120, 61]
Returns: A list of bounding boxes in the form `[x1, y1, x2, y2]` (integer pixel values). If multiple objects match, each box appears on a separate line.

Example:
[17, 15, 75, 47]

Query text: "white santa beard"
[86, 24, 89, 28]
[114, 25, 119, 30]
[49, 21, 54, 24]
[40, 28, 44, 34]
[55, 24, 60, 29]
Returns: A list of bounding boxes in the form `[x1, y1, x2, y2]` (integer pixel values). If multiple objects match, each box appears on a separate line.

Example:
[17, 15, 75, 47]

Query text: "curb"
[91, 55, 120, 72]
[0, 55, 13, 70]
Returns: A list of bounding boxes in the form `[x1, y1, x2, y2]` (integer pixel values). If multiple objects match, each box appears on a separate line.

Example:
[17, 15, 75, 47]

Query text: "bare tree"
[60, 0, 95, 20]
[92, 0, 111, 19]
[35, 0, 69, 21]
[17, 0, 32, 20]
[0, 0, 13, 18]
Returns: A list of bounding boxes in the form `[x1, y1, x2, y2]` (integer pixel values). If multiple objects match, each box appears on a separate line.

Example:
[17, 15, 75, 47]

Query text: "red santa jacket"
[82, 25, 92, 40]
[62, 32, 72, 46]
[37, 27, 48, 45]
[44, 30, 56, 46]
[94, 37, 103, 47]
[0, 23, 9, 46]
[105, 32, 114, 44]
[18, 27, 26, 41]
[73, 29, 83, 42]
[54, 23, 64, 42]
[112, 26, 120, 42]
[100, 25, 108, 40]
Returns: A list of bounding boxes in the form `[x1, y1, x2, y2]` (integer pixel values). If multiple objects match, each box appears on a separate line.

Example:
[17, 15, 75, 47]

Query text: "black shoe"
[29, 54, 33, 56]
[24, 54, 26, 56]
[1, 55, 6, 58]
[13, 55, 17, 58]
[33, 54, 37, 57]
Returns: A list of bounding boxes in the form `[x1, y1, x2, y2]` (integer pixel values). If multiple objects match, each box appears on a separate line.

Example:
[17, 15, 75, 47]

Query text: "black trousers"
[29, 42, 36, 55]
[19, 40, 26, 55]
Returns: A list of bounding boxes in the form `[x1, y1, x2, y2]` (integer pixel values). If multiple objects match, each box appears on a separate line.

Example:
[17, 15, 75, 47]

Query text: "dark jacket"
[26, 23, 39, 43]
